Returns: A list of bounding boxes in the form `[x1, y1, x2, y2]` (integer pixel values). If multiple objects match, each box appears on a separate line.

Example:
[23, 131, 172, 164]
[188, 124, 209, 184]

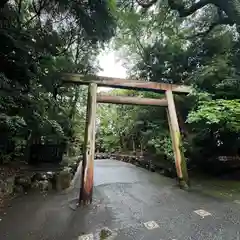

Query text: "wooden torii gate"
[62, 73, 191, 205]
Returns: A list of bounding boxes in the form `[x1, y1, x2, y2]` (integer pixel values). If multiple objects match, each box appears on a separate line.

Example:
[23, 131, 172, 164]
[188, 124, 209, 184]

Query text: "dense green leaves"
[1, 0, 240, 171]
[96, 1, 240, 172]
[188, 99, 240, 132]
[0, 0, 116, 163]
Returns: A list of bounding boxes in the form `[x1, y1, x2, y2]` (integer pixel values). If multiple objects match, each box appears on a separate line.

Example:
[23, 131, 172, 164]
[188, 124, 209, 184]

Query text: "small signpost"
[194, 209, 212, 218]
[144, 221, 160, 230]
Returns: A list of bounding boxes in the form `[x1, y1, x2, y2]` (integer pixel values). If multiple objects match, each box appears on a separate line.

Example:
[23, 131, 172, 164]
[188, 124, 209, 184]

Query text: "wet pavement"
[1, 159, 240, 240]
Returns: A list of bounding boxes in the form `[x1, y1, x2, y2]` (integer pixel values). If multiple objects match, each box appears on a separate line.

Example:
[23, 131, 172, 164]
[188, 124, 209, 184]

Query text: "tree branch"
[23, 0, 46, 27]
[55, 30, 76, 56]
[136, 0, 158, 8]
[168, 0, 210, 17]
[188, 16, 234, 39]
[119, 0, 135, 11]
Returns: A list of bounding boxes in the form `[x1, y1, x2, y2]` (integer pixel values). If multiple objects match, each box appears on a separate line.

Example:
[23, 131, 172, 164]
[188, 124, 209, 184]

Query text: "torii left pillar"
[79, 83, 97, 205]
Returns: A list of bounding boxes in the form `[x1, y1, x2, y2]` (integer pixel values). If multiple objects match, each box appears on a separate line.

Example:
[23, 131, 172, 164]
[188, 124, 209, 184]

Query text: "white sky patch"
[97, 51, 127, 93]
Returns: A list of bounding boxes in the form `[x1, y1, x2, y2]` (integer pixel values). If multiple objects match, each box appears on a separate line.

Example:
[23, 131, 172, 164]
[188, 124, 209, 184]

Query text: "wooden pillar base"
[79, 199, 93, 206]
[178, 178, 190, 190]
[79, 186, 93, 205]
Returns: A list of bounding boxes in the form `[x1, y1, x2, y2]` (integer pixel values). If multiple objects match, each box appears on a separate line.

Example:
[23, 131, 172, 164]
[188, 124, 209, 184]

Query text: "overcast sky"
[97, 50, 126, 92]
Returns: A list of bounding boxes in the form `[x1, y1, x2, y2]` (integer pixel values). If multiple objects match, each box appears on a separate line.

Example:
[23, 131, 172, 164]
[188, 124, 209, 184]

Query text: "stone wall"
[0, 156, 82, 207]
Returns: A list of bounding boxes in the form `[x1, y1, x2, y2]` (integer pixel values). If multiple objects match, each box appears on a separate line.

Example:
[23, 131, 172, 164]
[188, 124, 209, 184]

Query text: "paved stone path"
[0, 160, 240, 239]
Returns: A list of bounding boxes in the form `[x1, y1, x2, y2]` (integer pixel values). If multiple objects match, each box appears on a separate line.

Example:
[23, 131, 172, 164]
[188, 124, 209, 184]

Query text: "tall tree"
[97, 0, 240, 176]
[0, 0, 116, 163]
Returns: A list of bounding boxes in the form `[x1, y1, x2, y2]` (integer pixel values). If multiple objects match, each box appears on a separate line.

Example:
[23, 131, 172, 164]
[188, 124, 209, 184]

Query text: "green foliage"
[148, 135, 174, 162]
[96, 1, 240, 174]
[96, 88, 169, 156]
[1, 0, 240, 173]
[0, 0, 116, 163]
[187, 99, 240, 132]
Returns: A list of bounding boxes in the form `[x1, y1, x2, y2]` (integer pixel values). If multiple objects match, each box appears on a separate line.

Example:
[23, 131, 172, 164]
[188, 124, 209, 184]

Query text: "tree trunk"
[167, 0, 240, 26]
[120, 135, 126, 152]
[69, 87, 80, 120]
[23, 130, 32, 163]
[132, 136, 136, 153]
[140, 140, 143, 156]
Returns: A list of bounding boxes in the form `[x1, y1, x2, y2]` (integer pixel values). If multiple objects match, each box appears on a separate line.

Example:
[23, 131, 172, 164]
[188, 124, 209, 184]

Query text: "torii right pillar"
[165, 90, 189, 189]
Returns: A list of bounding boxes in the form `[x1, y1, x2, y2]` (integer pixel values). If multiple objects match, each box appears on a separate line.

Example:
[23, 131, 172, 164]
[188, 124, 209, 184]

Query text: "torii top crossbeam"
[62, 73, 191, 94]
